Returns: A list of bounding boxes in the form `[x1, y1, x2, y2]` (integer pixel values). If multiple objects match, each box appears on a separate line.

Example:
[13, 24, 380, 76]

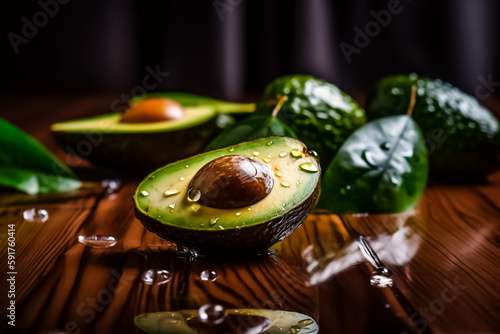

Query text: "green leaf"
[130, 92, 255, 114]
[318, 115, 428, 214]
[204, 115, 297, 152]
[0, 119, 81, 194]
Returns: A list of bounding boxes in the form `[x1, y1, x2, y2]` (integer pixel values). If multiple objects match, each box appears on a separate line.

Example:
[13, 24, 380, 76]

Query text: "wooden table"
[1, 95, 500, 334]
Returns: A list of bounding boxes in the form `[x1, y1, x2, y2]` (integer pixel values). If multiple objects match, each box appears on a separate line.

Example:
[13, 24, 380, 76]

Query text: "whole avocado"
[256, 75, 366, 168]
[366, 74, 500, 178]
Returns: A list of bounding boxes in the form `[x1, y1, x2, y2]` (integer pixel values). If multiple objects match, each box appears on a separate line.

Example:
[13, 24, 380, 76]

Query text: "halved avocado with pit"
[133, 137, 321, 255]
[134, 308, 318, 334]
[51, 95, 254, 174]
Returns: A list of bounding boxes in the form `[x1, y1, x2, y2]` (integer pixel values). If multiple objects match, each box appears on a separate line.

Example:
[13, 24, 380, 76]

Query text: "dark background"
[2, 0, 500, 102]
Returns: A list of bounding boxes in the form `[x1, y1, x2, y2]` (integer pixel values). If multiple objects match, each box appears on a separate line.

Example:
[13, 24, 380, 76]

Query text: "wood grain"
[1, 96, 500, 334]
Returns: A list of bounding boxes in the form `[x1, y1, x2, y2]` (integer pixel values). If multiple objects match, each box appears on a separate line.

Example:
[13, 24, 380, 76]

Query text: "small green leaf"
[0, 119, 80, 194]
[204, 115, 297, 152]
[318, 115, 429, 214]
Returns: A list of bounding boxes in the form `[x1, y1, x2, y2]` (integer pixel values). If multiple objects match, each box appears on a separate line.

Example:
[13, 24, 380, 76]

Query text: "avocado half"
[133, 137, 321, 255]
[51, 95, 255, 174]
[134, 309, 318, 334]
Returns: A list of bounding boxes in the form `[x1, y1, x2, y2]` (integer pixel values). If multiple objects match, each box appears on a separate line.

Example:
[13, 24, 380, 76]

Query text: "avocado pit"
[188, 155, 274, 209]
[121, 98, 185, 123]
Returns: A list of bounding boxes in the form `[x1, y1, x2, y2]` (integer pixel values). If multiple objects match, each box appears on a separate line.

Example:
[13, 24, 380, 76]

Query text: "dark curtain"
[2, 0, 500, 101]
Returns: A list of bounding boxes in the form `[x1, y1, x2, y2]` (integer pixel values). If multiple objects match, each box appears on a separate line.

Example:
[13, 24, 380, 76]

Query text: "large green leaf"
[0, 119, 80, 194]
[318, 115, 428, 214]
[130, 92, 255, 114]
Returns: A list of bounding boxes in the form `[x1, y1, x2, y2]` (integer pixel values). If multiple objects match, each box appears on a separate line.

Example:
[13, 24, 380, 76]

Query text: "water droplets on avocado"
[198, 304, 226, 324]
[370, 267, 394, 288]
[191, 203, 201, 212]
[187, 188, 201, 202]
[185, 165, 190, 168]
[279, 152, 287, 157]
[78, 235, 116, 248]
[267, 140, 273, 146]
[142, 269, 171, 285]
[179, 177, 185, 181]
[253, 151, 260, 156]
[297, 180, 302, 185]
[298, 319, 315, 327]
[163, 187, 180, 197]
[262, 158, 271, 163]
[168, 203, 175, 209]
[229, 147, 235, 152]
[281, 181, 291, 188]
[23, 208, 49, 223]
[307, 150, 319, 159]
[299, 162, 318, 173]
[140, 190, 149, 197]
[219, 226, 225, 230]
[210, 217, 219, 226]
[236, 212, 242, 216]
[290, 148, 302, 158]
[200, 270, 218, 281]
[361, 150, 377, 168]
[380, 142, 391, 150]
[291, 325, 301, 333]
[275, 171, 283, 178]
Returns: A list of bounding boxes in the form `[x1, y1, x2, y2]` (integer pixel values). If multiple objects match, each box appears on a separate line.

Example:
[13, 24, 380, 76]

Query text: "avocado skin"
[256, 75, 366, 168]
[134, 182, 320, 256]
[366, 74, 500, 177]
[53, 119, 216, 175]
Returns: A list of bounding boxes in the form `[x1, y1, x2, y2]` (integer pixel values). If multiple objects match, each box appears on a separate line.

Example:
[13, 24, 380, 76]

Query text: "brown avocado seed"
[188, 155, 274, 209]
[121, 98, 185, 123]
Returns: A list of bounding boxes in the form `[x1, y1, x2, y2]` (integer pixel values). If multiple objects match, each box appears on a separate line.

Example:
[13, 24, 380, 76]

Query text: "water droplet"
[361, 150, 377, 168]
[140, 190, 149, 196]
[198, 304, 226, 325]
[236, 212, 242, 216]
[290, 148, 302, 158]
[191, 203, 201, 212]
[78, 235, 116, 249]
[142, 269, 171, 285]
[291, 325, 301, 333]
[179, 177, 185, 181]
[307, 150, 319, 159]
[210, 217, 219, 226]
[187, 188, 201, 202]
[380, 142, 391, 150]
[296, 180, 302, 185]
[101, 179, 121, 195]
[218, 226, 225, 230]
[247, 207, 251, 211]
[200, 270, 217, 281]
[163, 187, 180, 197]
[253, 151, 260, 156]
[281, 181, 291, 188]
[267, 140, 273, 146]
[229, 147, 235, 152]
[23, 208, 49, 223]
[299, 162, 318, 173]
[262, 158, 271, 163]
[279, 152, 287, 157]
[370, 267, 394, 288]
[298, 319, 315, 327]
[185, 165, 190, 168]
[168, 203, 175, 209]
[275, 171, 283, 178]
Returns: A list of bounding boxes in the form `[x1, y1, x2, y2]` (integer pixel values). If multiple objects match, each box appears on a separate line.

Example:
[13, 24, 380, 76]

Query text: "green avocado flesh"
[134, 137, 320, 254]
[366, 74, 500, 177]
[51, 106, 219, 174]
[134, 309, 319, 334]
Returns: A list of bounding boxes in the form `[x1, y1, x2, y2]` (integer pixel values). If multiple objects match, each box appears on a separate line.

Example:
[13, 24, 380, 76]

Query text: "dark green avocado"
[133, 137, 321, 255]
[366, 74, 500, 177]
[134, 308, 319, 334]
[255, 75, 366, 168]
